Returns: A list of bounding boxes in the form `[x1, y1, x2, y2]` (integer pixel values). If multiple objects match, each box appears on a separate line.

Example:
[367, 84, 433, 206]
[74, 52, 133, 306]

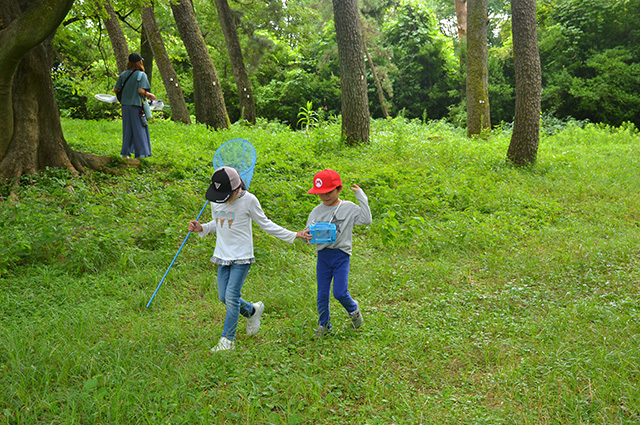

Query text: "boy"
[304, 169, 372, 336]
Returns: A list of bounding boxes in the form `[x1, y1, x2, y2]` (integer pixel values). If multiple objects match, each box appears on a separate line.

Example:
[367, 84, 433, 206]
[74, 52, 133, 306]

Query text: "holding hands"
[190, 219, 310, 241]
[298, 229, 312, 240]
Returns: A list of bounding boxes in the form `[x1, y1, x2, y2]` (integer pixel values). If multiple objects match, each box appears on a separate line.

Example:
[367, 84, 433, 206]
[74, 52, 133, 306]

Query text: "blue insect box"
[309, 222, 336, 244]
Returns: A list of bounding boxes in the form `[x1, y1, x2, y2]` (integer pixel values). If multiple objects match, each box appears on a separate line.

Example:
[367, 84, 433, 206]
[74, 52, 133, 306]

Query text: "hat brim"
[206, 184, 232, 203]
[307, 185, 338, 194]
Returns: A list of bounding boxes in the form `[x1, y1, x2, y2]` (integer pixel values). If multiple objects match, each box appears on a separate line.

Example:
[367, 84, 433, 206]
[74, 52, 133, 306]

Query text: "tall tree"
[141, 3, 191, 124]
[507, 0, 541, 165]
[0, 0, 113, 179]
[140, 22, 154, 83]
[214, 0, 256, 124]
[466, 0, 491, 136]
[171, 0, 229, 129]
[454, 0, 467, 39]
[332, 0, 370, 145]
[453, 0, 468, 104]
[103, 0, 128, 73]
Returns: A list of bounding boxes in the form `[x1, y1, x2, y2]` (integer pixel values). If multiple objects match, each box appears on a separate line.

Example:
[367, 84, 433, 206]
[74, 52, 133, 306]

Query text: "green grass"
[1, 117, 639, 424]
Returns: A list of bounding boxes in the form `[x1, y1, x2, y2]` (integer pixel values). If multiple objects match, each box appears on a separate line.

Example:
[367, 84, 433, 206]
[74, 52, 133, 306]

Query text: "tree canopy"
[14, 0, 640, 130]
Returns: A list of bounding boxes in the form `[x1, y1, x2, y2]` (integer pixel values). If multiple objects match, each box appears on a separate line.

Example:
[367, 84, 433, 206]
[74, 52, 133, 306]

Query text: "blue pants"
[316, 249, 357, 327]
[217, 263, 253, 341]
[121, 105, 151, 158]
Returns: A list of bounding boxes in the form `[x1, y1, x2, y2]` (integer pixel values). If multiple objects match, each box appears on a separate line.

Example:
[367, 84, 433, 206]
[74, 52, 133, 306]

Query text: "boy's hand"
[189, 220, 203, 233]
[351, 184, 361, 192]
[297, 229, 312, 241]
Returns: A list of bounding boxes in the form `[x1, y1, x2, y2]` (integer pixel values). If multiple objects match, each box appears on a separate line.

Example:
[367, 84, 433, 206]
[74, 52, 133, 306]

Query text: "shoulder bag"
[116, 70, 138, 102]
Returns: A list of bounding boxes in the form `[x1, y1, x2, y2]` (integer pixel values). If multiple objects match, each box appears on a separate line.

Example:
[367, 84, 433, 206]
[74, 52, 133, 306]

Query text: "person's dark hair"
[127, 61, 145, 72]
[237, 180, 247, 191]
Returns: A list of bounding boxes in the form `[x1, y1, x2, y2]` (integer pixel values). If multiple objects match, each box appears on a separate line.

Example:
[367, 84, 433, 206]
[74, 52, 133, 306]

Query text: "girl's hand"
[189, 220, 203, 233]
[296, 229, 312, 241]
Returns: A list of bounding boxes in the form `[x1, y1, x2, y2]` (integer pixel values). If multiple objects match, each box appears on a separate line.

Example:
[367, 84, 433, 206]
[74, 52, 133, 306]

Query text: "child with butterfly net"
[189, 167, 310, 352]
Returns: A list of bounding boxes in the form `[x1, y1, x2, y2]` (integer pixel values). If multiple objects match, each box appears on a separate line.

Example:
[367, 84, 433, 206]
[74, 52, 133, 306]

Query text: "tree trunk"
[332, 0, 370, 145]
[466, 0, 490, 137]
[507, 0, 541, 166]
[103, 0, 128, 73]
[214, 0, 256, 124]
[454, 0, 467, 102]
[141, 4, 191, 124]
[363, 39, 389, 119]
[140, 22, 154, 84]
[171, 0, 229, 129]
[0, 0, 117, 180]
[454, 0, 467, 39]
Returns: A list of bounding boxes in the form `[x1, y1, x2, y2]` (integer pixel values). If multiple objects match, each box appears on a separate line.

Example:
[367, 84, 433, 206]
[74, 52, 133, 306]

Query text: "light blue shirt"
[114, 70, 150, 106]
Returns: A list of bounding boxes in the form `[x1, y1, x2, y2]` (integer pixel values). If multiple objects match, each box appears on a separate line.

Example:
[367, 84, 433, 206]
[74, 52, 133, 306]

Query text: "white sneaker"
[211, 337, 235, 353]
[246, 301, 264, 335]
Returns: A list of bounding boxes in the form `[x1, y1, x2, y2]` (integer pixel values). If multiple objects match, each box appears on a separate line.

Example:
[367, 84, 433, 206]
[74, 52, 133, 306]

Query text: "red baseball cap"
[307, 169, 342, 194]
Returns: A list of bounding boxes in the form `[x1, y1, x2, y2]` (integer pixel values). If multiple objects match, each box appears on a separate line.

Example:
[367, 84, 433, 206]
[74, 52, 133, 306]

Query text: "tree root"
[1, 150, 140, 193]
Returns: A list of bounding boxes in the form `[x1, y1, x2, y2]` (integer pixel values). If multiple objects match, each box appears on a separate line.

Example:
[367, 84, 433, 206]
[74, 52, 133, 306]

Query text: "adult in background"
[113, 52, 156, 158]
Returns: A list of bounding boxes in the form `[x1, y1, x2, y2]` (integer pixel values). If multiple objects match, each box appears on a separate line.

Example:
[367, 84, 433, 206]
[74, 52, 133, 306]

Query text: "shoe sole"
[211, 346, 235, 353]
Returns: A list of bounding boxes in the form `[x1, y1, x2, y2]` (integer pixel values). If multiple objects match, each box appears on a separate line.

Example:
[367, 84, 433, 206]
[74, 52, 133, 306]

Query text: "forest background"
[54, 0, 640, 131]
[2, 0, 640, 422]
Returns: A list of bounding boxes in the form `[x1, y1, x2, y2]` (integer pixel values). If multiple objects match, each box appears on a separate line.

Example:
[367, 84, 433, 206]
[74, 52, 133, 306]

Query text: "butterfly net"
[212, 138, 257, 189]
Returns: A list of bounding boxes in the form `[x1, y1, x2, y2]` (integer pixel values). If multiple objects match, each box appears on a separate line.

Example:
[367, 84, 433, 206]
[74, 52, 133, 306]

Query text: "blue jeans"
[217, 263, 253, 341]
[317, 249, 357, 327]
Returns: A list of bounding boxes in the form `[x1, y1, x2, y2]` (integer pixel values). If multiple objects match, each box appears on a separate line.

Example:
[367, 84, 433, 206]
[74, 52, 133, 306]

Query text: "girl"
[189, 167, 310, 352]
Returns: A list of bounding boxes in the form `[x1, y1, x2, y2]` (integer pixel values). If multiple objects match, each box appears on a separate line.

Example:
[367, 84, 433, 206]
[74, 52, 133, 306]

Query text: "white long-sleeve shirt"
[198, 191, 296, 264]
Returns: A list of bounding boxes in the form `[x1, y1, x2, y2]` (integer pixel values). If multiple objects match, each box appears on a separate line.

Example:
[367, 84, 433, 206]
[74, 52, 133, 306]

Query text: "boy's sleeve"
[198, 220, 216, 237]
[354, 189, 372, 225]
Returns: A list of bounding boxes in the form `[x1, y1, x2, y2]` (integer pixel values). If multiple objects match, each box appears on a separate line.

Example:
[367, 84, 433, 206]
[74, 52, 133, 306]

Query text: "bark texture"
[140, 23, 154, 83]
[507, 0, 541, 166]
[0, 0, 123, 180]
[141, 4, 191, 123]
[103, 0, 128, 73]
[171, 0, 229, 129]
[332, 0, 369, 145]
[454, 0, 468, 39]
[214, 0, 256, 124]
[466, 0, 491, 137]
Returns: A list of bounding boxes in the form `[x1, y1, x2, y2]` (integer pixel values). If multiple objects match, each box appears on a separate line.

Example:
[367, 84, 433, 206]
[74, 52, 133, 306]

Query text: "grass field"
[1, 117, 639, 424]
